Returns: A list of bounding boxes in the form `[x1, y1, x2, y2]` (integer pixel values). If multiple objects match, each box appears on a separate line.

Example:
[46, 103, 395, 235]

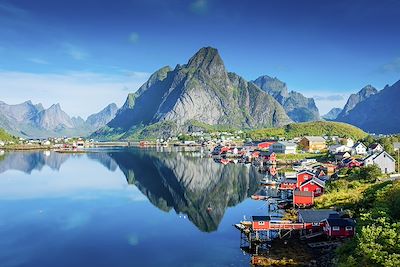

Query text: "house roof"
[252, 216, 270, 221]
[364, 151, 396, 162]
[374, 151, 396, 162]
[300, 177, 326, 188]
[298, 209, 339, 223]
[274, 141, 297, 147]
[353, 142, 367, 149]
[297, 169, 315, 175]
[326, 217, 355, 227]
[303, 136, 326, 142]
[369, 143, 382, 149]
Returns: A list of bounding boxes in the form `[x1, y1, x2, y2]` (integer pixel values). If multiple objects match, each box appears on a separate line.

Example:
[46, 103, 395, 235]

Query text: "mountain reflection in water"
[0, 148, 263, 232]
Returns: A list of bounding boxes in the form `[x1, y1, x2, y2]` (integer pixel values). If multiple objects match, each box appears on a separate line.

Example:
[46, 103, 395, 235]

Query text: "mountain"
[86, 103, 118, 130]
[93, 47, 292, 140]
[0, 101, 117, 138]
[336, 85, 378, 119]
[322, 108, 342, 120]
[252, 75, 320, 122]
[336, 80, 400, 134]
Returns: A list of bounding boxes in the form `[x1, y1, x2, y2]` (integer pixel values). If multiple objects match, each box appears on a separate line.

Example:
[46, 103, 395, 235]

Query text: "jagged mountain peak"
[337, 84, 378, 119]
[186, 47, 226, 77]
[252, 75, 319, 122]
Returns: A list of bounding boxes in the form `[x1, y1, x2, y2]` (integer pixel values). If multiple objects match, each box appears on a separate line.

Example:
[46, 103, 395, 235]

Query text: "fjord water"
[0, 148, 267, 267]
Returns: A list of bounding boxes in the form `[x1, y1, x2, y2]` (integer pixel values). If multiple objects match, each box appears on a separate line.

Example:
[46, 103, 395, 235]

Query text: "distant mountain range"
[92, 47, 323, 140]
[0, 101, 118, 138]
[322, 108, 342, 120]
[335, 81, 400, 134]
[1, 46, 399, 138]
[252, 76, 320, 122]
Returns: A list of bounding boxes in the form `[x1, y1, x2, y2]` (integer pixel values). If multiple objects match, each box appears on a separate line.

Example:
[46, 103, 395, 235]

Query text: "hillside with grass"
[248, 121, 367, 141]
[0, 128, 16, 142]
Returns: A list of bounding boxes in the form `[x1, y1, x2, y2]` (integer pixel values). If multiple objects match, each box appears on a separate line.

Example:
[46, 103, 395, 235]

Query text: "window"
[332, 226, 340, 231]
[258, 221, 265, 225]
[345, 226, 353, 231]
[304, 188, 309, 191]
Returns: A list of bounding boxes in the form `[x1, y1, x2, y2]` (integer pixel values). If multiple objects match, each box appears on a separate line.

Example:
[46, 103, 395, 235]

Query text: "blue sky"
[1, 0, 400, 117]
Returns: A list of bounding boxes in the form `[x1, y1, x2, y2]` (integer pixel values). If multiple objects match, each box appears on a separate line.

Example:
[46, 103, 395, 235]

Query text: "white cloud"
[302, 91, 349, 115]
[63, 43, 89, 60]
[0, 70, 150, 118]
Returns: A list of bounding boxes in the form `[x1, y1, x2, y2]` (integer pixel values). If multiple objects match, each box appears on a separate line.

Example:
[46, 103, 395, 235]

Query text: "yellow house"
[299, 136, 327, 152]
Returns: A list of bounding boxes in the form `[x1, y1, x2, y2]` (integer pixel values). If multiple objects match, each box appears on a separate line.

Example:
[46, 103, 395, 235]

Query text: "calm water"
[0, 147, 272, 267]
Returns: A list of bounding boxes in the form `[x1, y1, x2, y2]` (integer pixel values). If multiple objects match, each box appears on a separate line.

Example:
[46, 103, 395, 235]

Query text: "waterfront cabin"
[296, 170, 315, 188]
[293, 190, 314, 207]
[298, 209, 339, 230]
[299, 136, 327, 152]
[251, 216, 271, 230]
[322, 215, 355, 238]
[299, 177, 325, 197]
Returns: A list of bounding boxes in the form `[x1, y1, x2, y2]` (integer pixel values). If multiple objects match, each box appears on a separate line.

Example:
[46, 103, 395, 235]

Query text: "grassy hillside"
[0, 128, 16, 142]
[248, 121, 368, 141]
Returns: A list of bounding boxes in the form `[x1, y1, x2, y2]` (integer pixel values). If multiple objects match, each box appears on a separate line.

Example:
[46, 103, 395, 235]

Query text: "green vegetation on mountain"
[248, 121, 367, 141]
[0, 128, 16, 142]
[314, 166, 400, 267]
[92, 47, 292, 140]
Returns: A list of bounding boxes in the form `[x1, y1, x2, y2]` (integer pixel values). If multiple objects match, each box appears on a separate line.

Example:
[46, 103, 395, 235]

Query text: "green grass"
[0, 128, 17, 142]
[248, 121, 367, 141]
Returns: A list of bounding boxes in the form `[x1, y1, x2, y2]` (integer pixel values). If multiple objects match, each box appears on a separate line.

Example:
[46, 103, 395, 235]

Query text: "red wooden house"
[322, 215, 355, 238]
[293, 190, 314, 207]
[259, 151, 277, 163]
[299, 177, 325, 197]
[251, 216, 271, 230]
[296, 170, 315, 188]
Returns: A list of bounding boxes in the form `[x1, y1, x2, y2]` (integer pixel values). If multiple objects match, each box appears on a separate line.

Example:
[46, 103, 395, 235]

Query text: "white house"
[340, 138, 354, 148]
[368, 143, 384, 155]
[270, 141, 297, 154]
[352, 142, 368, 155]
[329, 144, 352, 155]
[363, 151, 396, 174]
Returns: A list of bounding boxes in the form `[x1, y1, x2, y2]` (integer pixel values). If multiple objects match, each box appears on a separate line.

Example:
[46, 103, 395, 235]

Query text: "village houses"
[270, 141, 297, 154]
[299, 136, 327, 152]
[363, 151, 396, 174]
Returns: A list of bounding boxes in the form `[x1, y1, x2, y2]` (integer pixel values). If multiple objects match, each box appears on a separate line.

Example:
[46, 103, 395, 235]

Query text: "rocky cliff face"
[337, 85, 378, 119]
[252, 75, 320, 122]
[97, 47, 292, 139]
[336, 81, 400, 134]
[322, 108, 342, 120]
[86, 103, 118, 130]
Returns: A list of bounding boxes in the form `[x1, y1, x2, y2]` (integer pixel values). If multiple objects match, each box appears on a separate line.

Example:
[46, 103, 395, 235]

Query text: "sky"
[1, 0, 400, 117]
